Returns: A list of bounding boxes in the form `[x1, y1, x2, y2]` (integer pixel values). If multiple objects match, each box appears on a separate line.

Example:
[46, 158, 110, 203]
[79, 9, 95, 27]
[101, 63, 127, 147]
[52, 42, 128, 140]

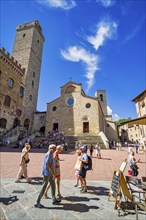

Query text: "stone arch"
[65, 85, 76, 93]
[82, 116, 88, 121]
[13, 118, 20, 128]
[24, 118, 30, 128]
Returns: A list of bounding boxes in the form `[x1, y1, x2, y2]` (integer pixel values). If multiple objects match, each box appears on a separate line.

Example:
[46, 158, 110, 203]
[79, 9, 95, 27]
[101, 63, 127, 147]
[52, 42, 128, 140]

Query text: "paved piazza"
[0, 146, 146, 220]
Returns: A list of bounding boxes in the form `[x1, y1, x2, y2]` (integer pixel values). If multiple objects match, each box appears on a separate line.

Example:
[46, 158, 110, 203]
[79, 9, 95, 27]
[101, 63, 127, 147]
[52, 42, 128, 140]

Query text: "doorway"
[83, 122, 89, 133]
[53, 123, 58, 131]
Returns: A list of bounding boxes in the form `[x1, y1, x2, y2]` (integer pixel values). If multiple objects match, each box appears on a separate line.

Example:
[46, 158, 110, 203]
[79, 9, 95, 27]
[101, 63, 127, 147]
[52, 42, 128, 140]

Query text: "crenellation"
[0, 48, 25, 75]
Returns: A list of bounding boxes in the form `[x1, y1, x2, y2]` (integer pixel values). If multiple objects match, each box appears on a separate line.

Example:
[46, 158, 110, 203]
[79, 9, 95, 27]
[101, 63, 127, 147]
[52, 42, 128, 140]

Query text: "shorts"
[79, 168, 87, 178]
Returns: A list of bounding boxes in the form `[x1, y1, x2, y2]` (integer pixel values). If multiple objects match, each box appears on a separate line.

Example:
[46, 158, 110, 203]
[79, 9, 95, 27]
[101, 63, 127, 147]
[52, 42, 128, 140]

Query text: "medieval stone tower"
[95, 90, 107, 116]
[12, 20, 44, 132]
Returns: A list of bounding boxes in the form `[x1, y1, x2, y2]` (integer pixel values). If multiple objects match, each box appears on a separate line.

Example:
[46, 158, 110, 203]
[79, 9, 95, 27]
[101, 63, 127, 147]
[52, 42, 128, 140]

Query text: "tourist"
[74, 149, 82, 187]
[134, 141, 139, 154]
[89, 144, 94, 157]
[43, 145, 63, 199]
[15, 143, 31, 183]
[79, 146, 88, 193]
[128, 151, 140, 176]
[95, 143, 101, 159]
[34, 144, 61, 208]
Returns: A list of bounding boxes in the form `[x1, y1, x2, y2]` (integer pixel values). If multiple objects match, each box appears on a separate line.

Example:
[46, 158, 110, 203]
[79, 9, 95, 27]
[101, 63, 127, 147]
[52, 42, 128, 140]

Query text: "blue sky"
[1, 0, 146, 121]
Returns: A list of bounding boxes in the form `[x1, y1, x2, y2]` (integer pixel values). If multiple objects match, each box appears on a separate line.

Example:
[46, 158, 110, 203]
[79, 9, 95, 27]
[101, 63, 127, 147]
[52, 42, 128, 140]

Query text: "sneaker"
[43, 194, 50, 199]
[52, 199, 61, 205]
[34, 203, 44, 208]
[74, 183, 79, 187]
[80, 188, 87, 193]
[15, 180, 21, 183]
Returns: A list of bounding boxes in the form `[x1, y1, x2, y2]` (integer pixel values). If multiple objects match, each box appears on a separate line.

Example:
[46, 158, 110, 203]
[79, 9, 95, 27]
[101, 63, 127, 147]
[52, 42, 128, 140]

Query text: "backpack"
[84, 155, 92, 170]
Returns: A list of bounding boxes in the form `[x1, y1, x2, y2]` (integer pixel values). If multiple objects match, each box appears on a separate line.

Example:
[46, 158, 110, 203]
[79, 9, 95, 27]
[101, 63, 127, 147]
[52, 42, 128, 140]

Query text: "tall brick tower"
[12, 20, 44, 132]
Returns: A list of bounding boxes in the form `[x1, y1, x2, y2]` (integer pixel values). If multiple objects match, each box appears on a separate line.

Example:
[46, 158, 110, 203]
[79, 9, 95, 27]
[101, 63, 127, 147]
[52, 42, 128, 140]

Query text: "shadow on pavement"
[87, 186, 109, 196]
[0, 196, 18, 205]
[43, 203, 99, 212]
[30, 177, 43, 185]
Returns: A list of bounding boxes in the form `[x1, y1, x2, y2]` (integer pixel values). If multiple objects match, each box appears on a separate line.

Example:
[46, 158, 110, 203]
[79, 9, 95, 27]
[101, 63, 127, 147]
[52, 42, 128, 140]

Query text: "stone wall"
[0, 48, 24, 133]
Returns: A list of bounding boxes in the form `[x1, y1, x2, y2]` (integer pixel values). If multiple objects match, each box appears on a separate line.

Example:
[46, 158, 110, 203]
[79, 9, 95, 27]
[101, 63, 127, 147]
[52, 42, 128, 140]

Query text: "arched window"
[100, 94, 103, 101]
[4, 95, 11, 107]
[29, 95, 32, 101]
[7, 78, 14, 88]
[0, 118, 7, 128]
[20, 86, 24, 97]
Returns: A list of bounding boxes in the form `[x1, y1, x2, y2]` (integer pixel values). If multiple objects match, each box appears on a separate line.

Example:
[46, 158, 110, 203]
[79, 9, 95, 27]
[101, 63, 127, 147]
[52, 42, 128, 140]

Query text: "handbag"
[74, 160, 82, 171]
[25, 158, 30, 164]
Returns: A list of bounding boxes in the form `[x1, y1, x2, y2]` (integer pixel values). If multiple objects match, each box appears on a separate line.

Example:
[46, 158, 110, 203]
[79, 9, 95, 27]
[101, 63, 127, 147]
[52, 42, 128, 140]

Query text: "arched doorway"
[24, 118, 30, 128]
[13, 118, 20, 128]
[0, 118, 7, 128]
[39, 126, 45, 134]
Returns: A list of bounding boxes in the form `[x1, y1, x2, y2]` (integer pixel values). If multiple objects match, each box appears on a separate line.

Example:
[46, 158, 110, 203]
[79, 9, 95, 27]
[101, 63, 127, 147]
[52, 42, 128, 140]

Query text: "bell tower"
[12, 20, 45, 132]
[95, 90, 107, 116]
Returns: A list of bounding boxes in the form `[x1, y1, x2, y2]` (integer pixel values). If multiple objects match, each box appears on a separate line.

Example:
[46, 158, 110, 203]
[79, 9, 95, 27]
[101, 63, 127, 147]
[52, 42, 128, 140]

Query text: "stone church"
[0, 20, 117, 147]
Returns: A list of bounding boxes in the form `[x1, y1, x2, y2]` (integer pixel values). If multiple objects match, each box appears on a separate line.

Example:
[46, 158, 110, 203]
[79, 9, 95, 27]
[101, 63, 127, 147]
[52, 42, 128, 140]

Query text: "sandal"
[43, 194, 49, 199]
[57, 193, 63, 199]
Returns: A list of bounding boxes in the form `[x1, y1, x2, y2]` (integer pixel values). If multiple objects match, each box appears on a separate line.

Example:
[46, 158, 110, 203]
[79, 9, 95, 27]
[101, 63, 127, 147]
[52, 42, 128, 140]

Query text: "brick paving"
[0, 146, 146, 220]
[1, 146, 146, 180]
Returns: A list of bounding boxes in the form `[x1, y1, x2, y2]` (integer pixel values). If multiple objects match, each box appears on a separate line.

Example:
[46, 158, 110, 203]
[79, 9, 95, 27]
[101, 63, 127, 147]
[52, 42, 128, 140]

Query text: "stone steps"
[66, 135, 107, 149]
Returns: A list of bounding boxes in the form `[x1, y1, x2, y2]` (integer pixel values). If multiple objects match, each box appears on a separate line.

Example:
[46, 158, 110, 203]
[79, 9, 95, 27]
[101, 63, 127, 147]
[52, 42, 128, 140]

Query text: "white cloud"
[87, 20, 118, 51]
[107, 106, 120, 121]
[107, 105, 112, 115]
[97, 0, 115, 7]
[36, 0, 76, 10]
[60, 46, 99, 92]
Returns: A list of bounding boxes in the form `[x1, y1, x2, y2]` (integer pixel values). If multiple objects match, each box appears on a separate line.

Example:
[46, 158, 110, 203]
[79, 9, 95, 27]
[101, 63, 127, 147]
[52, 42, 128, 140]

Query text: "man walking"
[34, 144, 61, 208]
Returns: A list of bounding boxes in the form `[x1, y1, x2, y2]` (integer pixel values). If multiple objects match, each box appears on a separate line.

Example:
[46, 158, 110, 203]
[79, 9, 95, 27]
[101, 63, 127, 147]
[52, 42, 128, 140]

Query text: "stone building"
[118, 90, 146, 144]
[45, 81, 117, 148]
[0, 20, 44, 139]
[0, 48, 25, 134]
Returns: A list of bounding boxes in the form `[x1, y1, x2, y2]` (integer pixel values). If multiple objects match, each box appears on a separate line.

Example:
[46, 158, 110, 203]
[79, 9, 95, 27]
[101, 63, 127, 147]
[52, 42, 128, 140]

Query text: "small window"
[29, 95, 32, 101]
[20, 86, 24, 97]
[100, 94, 103, 101]
[52, 106, 57, 111]
[37, 40, 39, 43]
[7, 78, 14, 88]
[86, 103, 91, 108]
[23, 34, 26, 38]
[33, 72, 35, 77]
[4, 95, 11, 107]
[32, 80, 34, 88]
